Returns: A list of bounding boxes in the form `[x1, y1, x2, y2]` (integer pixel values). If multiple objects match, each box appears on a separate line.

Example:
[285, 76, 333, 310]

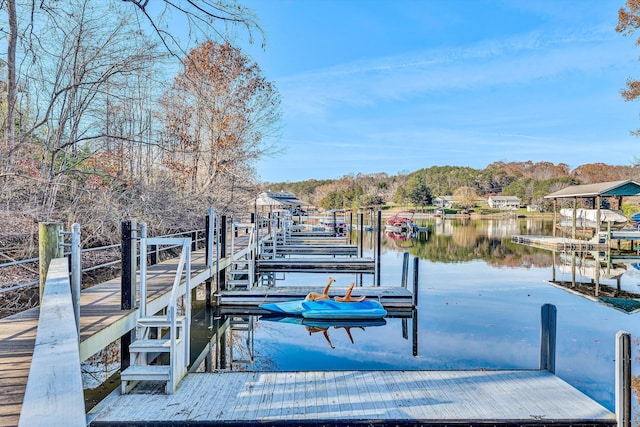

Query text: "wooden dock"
[1, 221, 629, 427]
[218, 285, 413, 308]
[88, 370, 615, 426]
[274, 244, 358, 255]
[257, 257, 375, 273]
[0, 244, 231, 427]
[511, 235, 608, 251]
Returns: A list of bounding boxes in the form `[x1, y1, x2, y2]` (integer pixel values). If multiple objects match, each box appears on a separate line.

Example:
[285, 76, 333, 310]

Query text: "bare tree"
[160, 40, 281, 196]
[121, 0, 263, 57]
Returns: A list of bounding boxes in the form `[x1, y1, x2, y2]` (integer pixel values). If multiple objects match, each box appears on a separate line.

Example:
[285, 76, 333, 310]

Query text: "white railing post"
[185, 238, 191, 364]
[139, 223, 148, 317]
[206, 208, 215, 269]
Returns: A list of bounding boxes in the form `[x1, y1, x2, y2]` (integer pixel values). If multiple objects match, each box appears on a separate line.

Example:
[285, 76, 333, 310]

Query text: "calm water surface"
[204, 218, 639, 418]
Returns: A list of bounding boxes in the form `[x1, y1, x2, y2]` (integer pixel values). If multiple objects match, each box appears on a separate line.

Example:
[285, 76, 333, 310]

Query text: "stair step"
[130, 338, 175, 353]
[121, 365, 171, 381]
[137, 315, 186, 329]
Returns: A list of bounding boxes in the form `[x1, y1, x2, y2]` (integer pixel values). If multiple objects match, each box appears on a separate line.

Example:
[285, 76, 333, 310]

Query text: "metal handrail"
[0, 227, 206, 295]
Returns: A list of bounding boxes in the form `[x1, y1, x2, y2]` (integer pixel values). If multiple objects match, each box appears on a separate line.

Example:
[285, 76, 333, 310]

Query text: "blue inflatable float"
[259, 299, 387, 320]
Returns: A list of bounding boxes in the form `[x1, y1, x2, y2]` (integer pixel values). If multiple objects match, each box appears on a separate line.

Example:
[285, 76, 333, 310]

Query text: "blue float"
[259, 299, 387, 320]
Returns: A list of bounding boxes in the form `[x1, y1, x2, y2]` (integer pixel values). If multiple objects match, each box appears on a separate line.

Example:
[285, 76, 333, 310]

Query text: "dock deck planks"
[0, 236, 251, 427]
[512, 235, 607, 251]
[218, 285, 414, 308]
[88, 370, 616, 426]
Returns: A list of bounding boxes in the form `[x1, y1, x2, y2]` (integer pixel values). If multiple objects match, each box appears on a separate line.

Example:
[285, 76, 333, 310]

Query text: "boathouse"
[544, 179, 640, 237]
[255, 190, 310, 214]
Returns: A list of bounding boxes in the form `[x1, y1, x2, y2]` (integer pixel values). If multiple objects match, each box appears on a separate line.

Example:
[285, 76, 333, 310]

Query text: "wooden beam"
[19, 258, 85, 427]
[38, 222, 63, 304]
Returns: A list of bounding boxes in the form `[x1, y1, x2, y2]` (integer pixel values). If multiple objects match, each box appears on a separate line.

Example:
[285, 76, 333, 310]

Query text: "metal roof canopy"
[543, 179, 640, 239]
[544, 180, 640, 199]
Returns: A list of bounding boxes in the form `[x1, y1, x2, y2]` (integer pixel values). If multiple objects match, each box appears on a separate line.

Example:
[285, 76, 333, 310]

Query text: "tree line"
[266, 161, 640, 211]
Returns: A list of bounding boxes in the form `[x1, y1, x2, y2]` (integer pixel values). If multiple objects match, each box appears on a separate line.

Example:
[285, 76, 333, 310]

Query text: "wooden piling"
[218, 215, 227, 291]
[376, 210, 381, 286]
[401, 252, 410, 288]
[120, 220, 137, 310]
[540, 303, 557, 373]
[38, 222, 63, 304]
[615, 331, 631, 427]
[412, 256, 419, 306]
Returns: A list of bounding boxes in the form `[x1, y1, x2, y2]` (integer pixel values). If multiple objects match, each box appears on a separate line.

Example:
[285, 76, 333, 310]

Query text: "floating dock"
[511, 235, 608, 251]
[257, 257, 375, 273]
[273, 244, 358, 255]
[88, 370, 615, 426]
[218, 285, 414, 308]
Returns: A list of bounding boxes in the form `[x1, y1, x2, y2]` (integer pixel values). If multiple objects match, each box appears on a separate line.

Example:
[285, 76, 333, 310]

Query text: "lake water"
[196, 218, 639, 420]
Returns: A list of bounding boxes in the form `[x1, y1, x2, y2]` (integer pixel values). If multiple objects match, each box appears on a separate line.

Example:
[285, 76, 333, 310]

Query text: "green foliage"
[503, 176, 576, 207]
[318, 185, 364, 210]
[396, 165, 517, 200]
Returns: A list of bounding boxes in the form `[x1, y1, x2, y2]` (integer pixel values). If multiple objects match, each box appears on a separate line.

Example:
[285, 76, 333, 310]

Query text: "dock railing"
[18, 257, 85, 427]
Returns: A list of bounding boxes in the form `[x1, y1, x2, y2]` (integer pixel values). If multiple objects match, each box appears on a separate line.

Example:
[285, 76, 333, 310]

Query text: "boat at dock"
[558, 208, 628, 229]
[384, 211, 418, 234]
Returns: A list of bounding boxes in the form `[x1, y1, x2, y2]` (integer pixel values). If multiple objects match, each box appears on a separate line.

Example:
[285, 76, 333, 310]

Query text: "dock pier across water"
[0, 208, 633, 427]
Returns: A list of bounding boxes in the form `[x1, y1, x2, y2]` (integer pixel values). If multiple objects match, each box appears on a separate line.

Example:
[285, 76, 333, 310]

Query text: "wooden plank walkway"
[511, 235, 607, 251]
[88, 370, 616, 426]
[274, 244, 358, 255]
[257, 257, 375, 273]
[0, 236, 249, 427]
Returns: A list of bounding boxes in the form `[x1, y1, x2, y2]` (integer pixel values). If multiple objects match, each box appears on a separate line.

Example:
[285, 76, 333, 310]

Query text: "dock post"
[412, 308, 419, 356]
[401, 252, 410, 288]
[70, 223, 81, 338]
[615, 331, 631, 427]
[205, 209, 215, 307]
[120, 220, 137, 310]
[333, 211, 337, 237]
[139, 223, 148, 317]
[348, 211, 353, 244]
[412, 256, 419, 306]
[38, 222, 64, 304]
[219, 215, 227, 291]
[120, 220, 137, 373]
[375, 211, 382, 286]
[358, 213, 364, 258]
[539, 303, 556, 373]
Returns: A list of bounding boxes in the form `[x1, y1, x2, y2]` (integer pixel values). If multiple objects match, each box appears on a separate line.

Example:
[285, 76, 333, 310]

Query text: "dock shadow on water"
[83, 217, 639, 425]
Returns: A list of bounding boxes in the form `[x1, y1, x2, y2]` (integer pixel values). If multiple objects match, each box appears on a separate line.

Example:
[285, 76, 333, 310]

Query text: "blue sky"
[238, 0, 640, 183]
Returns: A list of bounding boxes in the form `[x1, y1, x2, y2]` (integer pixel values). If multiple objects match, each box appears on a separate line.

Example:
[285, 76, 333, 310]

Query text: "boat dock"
[218, 285, 414, 308]
[511, 235, 608, 251]
[88, 369, 616, 427]
[1, 210, 633, 427]
[257, 257, 375, 273]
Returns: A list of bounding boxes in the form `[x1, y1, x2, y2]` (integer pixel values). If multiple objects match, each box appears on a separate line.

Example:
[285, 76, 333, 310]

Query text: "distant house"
[255, 191, 311, 214]
[488, 196, 521, 210]
[433, 196, 454, 208]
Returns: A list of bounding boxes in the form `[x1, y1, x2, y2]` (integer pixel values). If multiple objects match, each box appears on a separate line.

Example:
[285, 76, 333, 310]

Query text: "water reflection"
[261, 317, 387, 349]
[550, 251, 640, 314]
[191, 306, 418, 372]
[82, 218, 638, 423]
[378, 218, 555, 268]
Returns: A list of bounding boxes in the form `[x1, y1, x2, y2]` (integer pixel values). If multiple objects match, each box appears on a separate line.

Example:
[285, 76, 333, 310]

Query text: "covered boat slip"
[88, 370, 615, 426]
[545, 180, 640, 238]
